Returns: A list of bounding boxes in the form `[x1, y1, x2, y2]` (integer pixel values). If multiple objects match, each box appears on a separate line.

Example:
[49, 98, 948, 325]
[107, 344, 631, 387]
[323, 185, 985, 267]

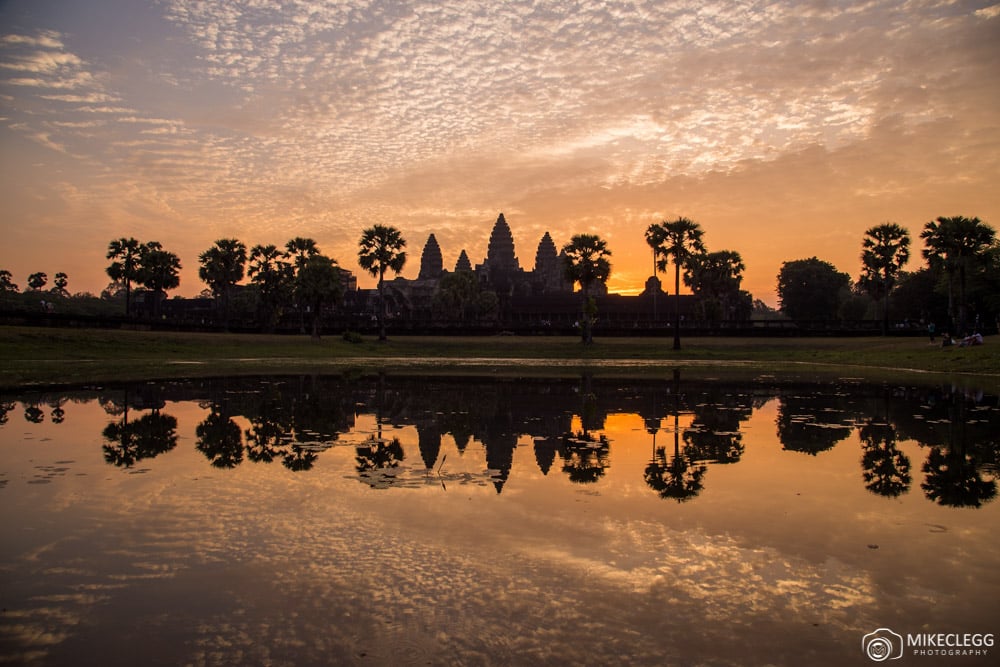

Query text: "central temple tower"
[484, 213, 520, 274]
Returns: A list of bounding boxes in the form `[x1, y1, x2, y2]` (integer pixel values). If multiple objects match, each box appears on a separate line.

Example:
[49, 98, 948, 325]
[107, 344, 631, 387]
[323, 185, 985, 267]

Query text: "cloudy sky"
[2, 0, 998, 303]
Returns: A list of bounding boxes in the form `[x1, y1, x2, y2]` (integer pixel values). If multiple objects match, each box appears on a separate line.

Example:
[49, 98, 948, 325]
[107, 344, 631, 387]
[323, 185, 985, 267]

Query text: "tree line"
[1, 214, 996, 342]
[777, 216, 999, 338]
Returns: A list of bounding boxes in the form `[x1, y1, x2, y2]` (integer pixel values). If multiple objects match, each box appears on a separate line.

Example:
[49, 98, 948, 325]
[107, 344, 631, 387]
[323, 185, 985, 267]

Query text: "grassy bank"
[2, 325, 999, 388]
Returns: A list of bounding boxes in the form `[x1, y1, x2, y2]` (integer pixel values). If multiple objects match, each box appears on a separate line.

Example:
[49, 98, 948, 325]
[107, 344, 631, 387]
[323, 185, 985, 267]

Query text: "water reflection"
[859, 418, 911, 499]
[103, 411, 178, 468]
[356, 436, 406, 488]
[776, 389, 854, 455]
[2, 373, 998, 507]
[644, 370, 706, 502]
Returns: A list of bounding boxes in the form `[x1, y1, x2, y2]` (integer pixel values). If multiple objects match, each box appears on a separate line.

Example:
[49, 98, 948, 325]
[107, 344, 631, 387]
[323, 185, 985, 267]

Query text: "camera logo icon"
[862, 628, 904, 662]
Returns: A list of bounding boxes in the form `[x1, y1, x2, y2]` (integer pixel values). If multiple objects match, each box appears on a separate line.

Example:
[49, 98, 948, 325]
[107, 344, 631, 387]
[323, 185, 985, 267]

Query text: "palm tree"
[248, 244, 292, 332]
[284, 237, 320, 333]
[920, 216, 996, 335]
[27, 272, 47, 291]
[860, 223, 910, 336]
[644, 224, 667, 320]
[295, 254, 343, 339]
[357, 225, 407, 341]
[284, 237, 319, 268]
[561, 234, 612, 344]
[198, 238, 247, 328]
[685, 250, 746, 321]
[52, 272, 69, 296]
[106, 237, 143, 317]
[0, 270, 18, 293]
[647, 217, 706, 349]
[0, 270, 17, 308]
[137, 243, 181, 317]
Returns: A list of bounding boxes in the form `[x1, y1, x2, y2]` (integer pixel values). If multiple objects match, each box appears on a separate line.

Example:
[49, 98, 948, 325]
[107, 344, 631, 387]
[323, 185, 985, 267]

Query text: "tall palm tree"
[249, 244, 292, 332]
[644, 223, 667, 320]
[284, 237, 320, 333]
[357, 225, 407, 341]
[920, 216, 996, 335]
[198, 238, 247, 328]
[860, 223, 910, 336]
[647, 217, 706, 349]
[106, 237, 142, 317]
[561, 234, 612, 344]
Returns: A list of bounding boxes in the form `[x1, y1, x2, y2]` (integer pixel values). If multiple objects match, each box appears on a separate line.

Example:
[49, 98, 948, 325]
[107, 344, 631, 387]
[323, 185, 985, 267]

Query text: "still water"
[1, 373, 998, 666]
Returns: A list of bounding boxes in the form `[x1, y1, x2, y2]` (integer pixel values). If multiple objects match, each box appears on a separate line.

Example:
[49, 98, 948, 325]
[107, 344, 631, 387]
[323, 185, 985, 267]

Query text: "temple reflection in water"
[4, 372, 997, 507]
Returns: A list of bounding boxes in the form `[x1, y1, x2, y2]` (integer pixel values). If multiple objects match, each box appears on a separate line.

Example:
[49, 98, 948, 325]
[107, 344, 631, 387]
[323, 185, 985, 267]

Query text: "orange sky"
[2, 1, 999, 305]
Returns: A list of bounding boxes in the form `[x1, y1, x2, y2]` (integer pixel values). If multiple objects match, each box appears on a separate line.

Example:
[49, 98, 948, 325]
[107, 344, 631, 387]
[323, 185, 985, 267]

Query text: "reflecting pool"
[1, 373, 998, 666]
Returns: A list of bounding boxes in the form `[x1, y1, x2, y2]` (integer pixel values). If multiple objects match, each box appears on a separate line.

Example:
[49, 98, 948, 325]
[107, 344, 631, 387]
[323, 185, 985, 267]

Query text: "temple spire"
[418, 233, 443, 280]
[485, 213, 519, 273]
[533, 231, 562, 292]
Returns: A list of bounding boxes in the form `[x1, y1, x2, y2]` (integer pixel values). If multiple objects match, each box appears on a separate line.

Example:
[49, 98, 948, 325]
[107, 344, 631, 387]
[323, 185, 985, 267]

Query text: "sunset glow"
[2, 0, 998, 304]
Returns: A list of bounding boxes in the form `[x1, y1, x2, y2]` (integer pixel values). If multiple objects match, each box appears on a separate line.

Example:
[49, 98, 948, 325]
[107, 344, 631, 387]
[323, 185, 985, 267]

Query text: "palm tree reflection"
[922, 446, 996, 508]
[62, 374, 999, 504]
[281, 446, 319, 472]
[920, 384, 997, 507]
[645, 370, 706, 502]
[920, 393, 996, 507]
[102, 400, 178, 468]
[558, 373, 611, 484]
[24, 403, 44, 424]
[245, 415, 320, 472]
[195, 405, 244, 468]
[560, 431, 610, 484]
[356, 436, 405, 488]
[859, 418, 911, 498]
[245, 415, 287, 464]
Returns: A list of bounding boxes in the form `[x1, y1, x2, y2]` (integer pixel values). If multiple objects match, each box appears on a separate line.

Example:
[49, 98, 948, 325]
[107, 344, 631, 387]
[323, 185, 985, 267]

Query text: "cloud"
[1, 1, 998, 299]
[0, 30, 65, 49]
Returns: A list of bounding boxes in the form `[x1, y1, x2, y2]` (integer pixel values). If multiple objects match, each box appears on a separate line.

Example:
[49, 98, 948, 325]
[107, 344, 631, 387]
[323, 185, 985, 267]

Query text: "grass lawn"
[2, 325, 999, 388]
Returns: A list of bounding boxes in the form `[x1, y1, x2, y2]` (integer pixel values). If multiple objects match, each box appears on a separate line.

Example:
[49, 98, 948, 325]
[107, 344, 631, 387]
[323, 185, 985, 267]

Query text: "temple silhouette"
[344, 212, 687, 334]
[142, 212, 700, 333]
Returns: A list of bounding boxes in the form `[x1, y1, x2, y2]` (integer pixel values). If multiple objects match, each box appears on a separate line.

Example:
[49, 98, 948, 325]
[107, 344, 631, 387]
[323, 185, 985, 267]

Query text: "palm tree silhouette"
[860, 223, 911, 336]
[646, 218, 705, 350]
[358, 225, 407, 341]
[561, 234, 612, 344]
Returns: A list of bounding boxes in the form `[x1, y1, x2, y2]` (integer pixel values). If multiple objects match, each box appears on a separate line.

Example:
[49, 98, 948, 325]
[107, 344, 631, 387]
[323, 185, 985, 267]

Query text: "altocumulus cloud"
[1, 0, 998, 298]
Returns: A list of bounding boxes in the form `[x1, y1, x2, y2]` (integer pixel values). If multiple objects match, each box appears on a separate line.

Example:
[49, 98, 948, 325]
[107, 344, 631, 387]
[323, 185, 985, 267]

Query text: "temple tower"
[418, 233, 443, 280]
[484, 213, 520, 274]
[533, 231, 564, 293]
[482, 213, 522, 295]
[455, 249, 472, 273]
